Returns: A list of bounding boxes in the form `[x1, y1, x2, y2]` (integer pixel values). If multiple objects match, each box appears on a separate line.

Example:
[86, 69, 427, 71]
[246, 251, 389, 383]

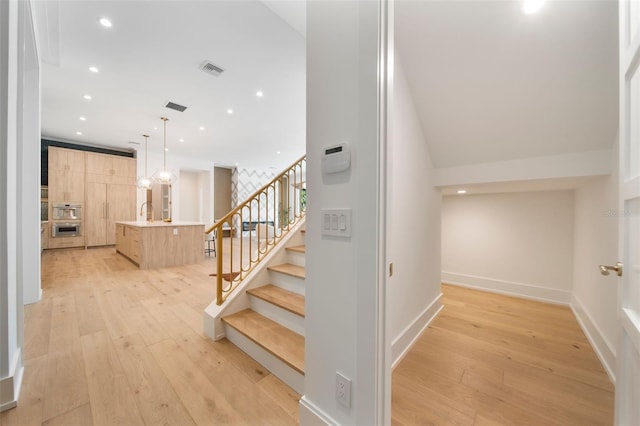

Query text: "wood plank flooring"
[1, 247, 615, 426]
[392, 284, 615, 426]
[0, 246, 300, 426]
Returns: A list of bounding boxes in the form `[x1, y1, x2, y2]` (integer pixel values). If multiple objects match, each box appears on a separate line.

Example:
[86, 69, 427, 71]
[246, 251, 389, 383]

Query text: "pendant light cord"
[161, 117, 168, 171]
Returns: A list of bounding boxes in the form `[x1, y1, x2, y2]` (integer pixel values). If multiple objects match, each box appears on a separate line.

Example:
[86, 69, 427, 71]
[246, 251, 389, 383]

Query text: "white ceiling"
[35, 1, 619, 176]
[395, 0, 619, 169]
[35, 0, 306, 170]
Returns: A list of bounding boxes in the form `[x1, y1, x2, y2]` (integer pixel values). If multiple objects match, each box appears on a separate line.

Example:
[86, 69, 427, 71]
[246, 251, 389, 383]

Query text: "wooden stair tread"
[286, 245, 306, 254]
[268, 263, 305, 279]
[247, 284, 305, 317]
[222, 309, 305, 374]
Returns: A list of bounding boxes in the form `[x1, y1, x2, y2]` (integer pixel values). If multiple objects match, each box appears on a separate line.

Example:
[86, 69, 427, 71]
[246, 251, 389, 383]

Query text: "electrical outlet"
[336, 372, 351, 408]
[172, 228, 178, 235]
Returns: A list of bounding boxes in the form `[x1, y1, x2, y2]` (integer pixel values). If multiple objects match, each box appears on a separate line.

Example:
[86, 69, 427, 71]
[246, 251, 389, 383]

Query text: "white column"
[0, 0, 25, 412]
[301, 1, 391, 424]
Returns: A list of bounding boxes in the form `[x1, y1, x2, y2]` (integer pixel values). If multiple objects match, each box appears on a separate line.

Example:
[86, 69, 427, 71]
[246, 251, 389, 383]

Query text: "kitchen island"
[115, 221, 205, 269]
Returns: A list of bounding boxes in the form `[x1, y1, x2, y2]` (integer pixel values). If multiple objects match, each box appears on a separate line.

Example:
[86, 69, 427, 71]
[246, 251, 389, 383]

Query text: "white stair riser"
[223, 324, 304, 394]
[269, 272, 305, 296]
[249, 296, 305, 336]
[286, 250, 305, 268]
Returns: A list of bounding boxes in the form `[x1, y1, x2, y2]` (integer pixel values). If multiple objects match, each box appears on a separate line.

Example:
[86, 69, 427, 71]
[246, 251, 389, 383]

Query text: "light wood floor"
[0, 246, 300, 426]
[1, 248, 615, 426]
[392, 284, 615, 425]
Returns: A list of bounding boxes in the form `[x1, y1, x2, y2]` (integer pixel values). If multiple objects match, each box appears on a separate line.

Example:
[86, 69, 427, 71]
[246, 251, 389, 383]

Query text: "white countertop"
[116, 221, 205, 228]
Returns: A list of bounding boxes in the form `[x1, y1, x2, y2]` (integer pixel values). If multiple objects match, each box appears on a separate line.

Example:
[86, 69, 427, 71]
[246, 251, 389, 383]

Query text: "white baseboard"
[0, 349, 23, 412]
[391, 295, 443, 369]
[570, 295, 616, 384]
[442, 271, 571, 305]
[299, 396, 338, 426]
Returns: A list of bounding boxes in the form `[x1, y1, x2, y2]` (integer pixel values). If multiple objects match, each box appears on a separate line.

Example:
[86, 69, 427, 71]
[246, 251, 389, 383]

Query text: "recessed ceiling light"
[83, 94, 92, 100]
[256, 90, 264, 98]
[153, 127, 158, 130]
[76, 131, 83, 136]
[98, 17, 112, 28]
[227, 109, 233, 114]
[165, 148, 169, 152]
[276, 151, 281, 155]
[235, 162, 239, 166]
[457, 189, 467, 195]
[199, 126, 205, 131]
[89, 66, 99, 73]
[522, 0, 544, 14]
[179, 138, 184, 142]
[79, 116, 86, 121]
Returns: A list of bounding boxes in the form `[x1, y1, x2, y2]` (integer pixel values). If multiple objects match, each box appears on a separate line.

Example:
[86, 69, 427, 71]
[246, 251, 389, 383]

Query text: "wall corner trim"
[570, 295, 616, 384]
[391, 294, 443, 369]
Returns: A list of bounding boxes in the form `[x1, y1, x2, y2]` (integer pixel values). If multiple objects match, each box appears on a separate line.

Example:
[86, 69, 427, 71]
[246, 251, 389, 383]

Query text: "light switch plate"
[321, 208, 351, 237]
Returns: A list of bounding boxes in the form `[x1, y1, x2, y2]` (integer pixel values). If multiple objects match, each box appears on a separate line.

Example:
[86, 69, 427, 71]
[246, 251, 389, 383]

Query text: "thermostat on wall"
[322, 142, 350, 174]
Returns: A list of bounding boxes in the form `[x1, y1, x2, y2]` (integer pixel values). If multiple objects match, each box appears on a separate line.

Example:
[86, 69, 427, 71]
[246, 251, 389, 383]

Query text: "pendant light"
[136, 134, 152, 189]
[152, 116, 177, 185]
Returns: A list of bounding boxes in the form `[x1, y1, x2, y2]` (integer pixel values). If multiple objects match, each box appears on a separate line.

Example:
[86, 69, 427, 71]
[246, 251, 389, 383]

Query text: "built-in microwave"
[53, 203, 82, 220]
[52, 222, 82, 237]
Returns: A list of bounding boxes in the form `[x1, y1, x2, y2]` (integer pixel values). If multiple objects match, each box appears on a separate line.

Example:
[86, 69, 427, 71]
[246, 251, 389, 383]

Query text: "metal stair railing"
[205, 155, 306, 305]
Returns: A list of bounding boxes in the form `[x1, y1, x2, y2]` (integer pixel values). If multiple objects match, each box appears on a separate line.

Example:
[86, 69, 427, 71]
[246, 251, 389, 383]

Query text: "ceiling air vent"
[200, 61, 225, 77]
[165, 101, 188, 112]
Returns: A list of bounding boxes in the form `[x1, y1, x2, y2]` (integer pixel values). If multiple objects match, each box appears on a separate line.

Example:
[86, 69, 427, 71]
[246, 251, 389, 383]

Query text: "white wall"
[19, 0, 41, 305]
[302, 1, 385, 424]
[136, 150, 213, 223]
[179, 171, 200, 222]
[442, 191, 575, 303]
[572, 147, 619, 381]
[388, 55, 442, 366]
[1, 0, 39, 410]
[434, 149, 612, 188]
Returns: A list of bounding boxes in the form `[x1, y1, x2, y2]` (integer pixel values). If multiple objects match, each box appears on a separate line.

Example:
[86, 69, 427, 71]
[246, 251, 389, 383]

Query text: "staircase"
[205, 227, 306, 394]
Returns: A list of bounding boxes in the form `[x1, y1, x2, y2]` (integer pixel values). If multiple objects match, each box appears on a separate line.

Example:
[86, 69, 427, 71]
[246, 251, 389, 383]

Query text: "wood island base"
[115, 221, 205, 269]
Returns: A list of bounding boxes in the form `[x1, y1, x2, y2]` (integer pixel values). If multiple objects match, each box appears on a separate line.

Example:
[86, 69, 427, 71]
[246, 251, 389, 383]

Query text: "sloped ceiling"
[395, 0, 619, 169]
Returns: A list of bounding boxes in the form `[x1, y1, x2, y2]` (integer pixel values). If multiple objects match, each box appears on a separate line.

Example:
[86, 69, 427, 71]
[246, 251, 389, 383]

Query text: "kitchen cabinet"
[48, 147, 85, 203]
[48, 232, 84, 249]
[115, 223, 141, 264]
[45, 147, 136, 250]
[41, 222, 49, 251]
[86, 153, 136, 185]
[86, 157, 136, 247]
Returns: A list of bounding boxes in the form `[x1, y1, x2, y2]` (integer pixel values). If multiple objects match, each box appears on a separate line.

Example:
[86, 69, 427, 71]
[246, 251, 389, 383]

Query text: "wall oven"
[53, 203, 82, 220]
[52, 222, 82, 237]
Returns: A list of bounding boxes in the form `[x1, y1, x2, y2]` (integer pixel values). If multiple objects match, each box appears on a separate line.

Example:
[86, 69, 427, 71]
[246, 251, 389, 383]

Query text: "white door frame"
[615, 1, 640, 423]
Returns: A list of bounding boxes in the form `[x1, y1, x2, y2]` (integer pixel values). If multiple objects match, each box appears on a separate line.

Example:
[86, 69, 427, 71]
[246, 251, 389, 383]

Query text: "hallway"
[392, 284, 614, 425]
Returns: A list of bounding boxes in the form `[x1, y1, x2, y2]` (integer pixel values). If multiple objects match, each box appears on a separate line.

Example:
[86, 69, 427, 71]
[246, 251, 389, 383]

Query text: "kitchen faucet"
[140, 201, 153, 222]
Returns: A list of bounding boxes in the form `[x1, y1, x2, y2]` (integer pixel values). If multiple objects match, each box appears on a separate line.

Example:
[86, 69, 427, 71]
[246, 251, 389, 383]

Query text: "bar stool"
[205, 229, 216, 256]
